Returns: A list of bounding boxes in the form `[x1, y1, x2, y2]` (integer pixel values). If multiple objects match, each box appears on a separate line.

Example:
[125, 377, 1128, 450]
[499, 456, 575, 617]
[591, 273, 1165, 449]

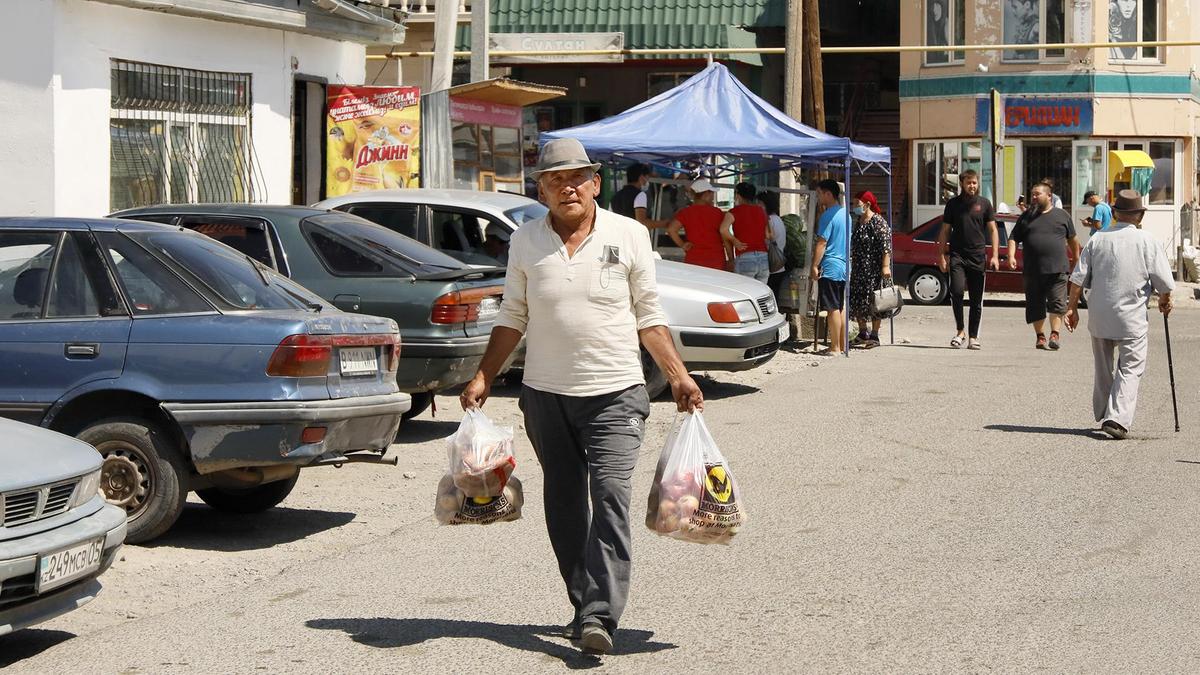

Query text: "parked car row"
[1, 188, 784, 633]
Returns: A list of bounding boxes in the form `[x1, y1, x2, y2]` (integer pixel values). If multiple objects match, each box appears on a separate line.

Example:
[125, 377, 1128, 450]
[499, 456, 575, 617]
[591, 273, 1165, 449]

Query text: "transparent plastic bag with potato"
[645, 411, 745, 544]
[445, 409, 516, 498]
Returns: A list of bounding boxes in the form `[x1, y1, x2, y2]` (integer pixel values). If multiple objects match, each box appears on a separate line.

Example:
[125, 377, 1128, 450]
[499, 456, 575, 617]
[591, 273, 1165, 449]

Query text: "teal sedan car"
[112, 205, 506, 420]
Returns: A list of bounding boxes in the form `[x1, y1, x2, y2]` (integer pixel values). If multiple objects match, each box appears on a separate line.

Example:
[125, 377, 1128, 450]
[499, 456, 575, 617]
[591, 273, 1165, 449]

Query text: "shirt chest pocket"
[589, 263, 629, 304]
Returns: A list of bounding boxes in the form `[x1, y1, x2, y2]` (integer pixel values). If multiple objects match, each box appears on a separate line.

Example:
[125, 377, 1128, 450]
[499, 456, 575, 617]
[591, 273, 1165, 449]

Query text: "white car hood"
[0, 419, 101, 491]
[653, 259, 769, 302]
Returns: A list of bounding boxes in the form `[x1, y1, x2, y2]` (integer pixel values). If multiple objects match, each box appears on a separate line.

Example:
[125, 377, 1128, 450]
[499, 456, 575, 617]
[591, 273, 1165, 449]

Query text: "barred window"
[109, 60, 264, 211]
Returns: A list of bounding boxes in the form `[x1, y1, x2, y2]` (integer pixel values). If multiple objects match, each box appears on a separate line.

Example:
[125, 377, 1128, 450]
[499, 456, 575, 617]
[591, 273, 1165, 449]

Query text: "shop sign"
[490, 32, 624, 64]
[974, 97, 1092, 136]
[326, 85, 421, 196]
[450, 97, 523, 128]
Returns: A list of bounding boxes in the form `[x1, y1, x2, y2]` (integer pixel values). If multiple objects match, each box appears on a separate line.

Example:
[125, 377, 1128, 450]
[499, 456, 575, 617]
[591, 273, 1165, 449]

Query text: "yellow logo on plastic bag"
[705, 465, 732, 503]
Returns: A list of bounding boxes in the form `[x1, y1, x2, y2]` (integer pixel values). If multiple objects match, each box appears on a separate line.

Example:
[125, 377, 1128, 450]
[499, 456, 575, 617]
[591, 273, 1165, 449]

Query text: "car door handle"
[65, 343, 98, 359]
[333, 294, 362, 312]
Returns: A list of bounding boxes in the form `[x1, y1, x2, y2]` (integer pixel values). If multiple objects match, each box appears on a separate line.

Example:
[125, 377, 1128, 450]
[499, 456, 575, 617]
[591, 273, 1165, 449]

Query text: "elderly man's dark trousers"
[518, 384, 650, 634]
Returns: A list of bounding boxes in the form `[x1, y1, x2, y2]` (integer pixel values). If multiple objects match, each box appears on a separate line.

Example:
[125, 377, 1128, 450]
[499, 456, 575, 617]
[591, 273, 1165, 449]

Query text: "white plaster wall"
[0, 2, 57, 216]
[16, 0, 367, 217]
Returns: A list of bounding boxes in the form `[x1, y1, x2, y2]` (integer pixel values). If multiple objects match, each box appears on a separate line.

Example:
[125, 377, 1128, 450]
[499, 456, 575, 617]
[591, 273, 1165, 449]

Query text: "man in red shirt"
[720, 181, 770, 281]
[667, 179, 730, 270]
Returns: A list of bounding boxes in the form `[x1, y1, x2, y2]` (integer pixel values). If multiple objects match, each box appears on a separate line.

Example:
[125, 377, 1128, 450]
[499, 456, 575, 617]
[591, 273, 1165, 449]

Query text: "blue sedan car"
[0, 218, 409, 543]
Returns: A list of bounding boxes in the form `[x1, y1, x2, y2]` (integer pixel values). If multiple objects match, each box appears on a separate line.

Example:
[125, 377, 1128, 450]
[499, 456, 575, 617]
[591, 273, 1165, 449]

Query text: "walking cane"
[1164, 314, 1181, 433]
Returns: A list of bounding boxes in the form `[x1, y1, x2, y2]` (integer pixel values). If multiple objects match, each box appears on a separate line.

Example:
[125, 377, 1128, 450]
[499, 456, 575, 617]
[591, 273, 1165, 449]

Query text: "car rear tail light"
[266, 335, 333, 377]
[267, 333, 401, 377]
[707, 300, 758, 324]
[431, 286, 504, 325]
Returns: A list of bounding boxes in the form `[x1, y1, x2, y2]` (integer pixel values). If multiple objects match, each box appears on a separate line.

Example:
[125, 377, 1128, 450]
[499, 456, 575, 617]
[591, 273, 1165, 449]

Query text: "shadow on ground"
[144, 506, 356, 552]
[984, 424, 1106, 439]
[393, 418, 460, 444]
[0, 629, 75, 668]
[306, 617, 675, 669]
[692, 375, 760, 400]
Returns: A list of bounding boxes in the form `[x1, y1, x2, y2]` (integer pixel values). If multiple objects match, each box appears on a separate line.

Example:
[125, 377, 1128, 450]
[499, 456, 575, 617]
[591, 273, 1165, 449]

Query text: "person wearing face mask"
[611, 163, 669, 231]
[848, 191, 893, 348]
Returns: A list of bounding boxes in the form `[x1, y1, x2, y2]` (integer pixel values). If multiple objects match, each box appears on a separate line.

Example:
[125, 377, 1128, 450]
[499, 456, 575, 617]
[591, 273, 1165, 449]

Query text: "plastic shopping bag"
[434, 474, 524, 526]
[645, 411, 746, 544]
[445, 409, 516, 498]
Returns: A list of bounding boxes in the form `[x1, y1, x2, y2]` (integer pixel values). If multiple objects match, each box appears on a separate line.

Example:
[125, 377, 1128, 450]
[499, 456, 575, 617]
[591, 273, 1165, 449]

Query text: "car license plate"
[38, 538, 103, 593]
[478, 297, 500, 319]
[777, 322, 789, 344]
[339, 347, 377, 376]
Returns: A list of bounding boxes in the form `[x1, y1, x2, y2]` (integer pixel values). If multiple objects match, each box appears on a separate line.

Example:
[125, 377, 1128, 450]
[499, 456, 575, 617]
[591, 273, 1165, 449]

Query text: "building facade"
[900, 0, 1199, 254]
[1, 0, 405, 217]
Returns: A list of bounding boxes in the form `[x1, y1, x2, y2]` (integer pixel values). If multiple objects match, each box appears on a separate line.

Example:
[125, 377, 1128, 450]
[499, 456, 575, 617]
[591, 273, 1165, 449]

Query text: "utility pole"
[781, 0, 803, 214]
[470, 0, 489, 83]
[802, 0, 825, 131]
[430, 0, 458, 92]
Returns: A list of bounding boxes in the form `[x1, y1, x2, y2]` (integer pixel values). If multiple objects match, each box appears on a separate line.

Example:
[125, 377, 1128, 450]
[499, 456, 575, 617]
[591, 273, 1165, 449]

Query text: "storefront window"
[925, 0, 965, 65]
[917, 141, 982, 206]
[1109, 0, 1159, 61]
[1073, 143, 1105, 205]
[1003, 0, 1066, 61]
[1148, 141, 1174, 205]
[452, 123, 477, 163]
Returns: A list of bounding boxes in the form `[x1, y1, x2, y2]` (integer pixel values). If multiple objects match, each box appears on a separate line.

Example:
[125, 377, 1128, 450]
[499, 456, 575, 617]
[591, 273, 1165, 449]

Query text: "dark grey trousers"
[518, 384, 650, 634]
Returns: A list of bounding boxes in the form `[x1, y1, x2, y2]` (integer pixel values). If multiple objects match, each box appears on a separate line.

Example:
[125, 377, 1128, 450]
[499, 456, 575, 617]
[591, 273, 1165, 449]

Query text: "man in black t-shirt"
[936, 169, 999, 350]
[1008, 182, 1081, 350]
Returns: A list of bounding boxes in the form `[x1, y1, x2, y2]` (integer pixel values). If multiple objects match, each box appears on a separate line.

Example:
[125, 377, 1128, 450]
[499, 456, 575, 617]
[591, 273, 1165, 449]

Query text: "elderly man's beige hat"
[530, 138, 601, 177]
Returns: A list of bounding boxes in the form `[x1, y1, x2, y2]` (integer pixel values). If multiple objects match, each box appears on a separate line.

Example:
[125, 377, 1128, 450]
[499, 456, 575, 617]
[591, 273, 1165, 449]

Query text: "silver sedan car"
[0, 419, 126, 636]
[316, 189, 787, 397]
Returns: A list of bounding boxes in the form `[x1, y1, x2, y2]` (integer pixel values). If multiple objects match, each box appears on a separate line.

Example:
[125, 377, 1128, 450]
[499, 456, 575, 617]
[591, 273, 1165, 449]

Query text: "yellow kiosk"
[1108, 150, 1154, 198]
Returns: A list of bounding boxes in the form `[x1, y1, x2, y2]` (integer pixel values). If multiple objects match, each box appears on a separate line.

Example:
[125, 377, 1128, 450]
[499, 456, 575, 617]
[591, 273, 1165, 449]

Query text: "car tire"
[196, 474, 299, 514]
[79, 418, 188, 545]
[907, 267, 948, 305]
[402, 392, 433, 420]
[641, 349, 670, 399]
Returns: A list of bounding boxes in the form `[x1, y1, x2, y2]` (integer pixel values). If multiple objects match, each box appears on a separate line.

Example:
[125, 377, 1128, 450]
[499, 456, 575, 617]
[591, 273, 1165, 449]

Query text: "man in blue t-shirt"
[810, 178, 851, 355]
[1082, 191, 1112, 232]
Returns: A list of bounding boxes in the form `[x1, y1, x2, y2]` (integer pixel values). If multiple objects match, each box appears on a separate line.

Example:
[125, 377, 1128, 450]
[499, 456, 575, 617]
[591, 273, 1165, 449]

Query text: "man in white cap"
[1066, 189, 1174, 439]
[461, 138, 703, 655]
[483, 221, 510, 264]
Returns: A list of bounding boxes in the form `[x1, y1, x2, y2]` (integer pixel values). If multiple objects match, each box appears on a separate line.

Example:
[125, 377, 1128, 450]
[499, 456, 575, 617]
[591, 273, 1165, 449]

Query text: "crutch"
[1164, 314, 1181, 433]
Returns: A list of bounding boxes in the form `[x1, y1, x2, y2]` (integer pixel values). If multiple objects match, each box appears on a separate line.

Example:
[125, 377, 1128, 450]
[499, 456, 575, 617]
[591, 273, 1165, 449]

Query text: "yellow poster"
[326, 85, 420, 196]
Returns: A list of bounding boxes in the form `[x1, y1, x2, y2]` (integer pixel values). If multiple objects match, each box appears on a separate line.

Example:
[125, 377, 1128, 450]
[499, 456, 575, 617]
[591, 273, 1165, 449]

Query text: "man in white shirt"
[461, 138, 702, 656]
[1066, 190, 1174, 439]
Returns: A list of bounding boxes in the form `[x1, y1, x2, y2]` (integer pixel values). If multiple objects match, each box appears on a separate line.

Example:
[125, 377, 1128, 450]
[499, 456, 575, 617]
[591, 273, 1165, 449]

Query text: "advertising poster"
[326, 85, 420, 196]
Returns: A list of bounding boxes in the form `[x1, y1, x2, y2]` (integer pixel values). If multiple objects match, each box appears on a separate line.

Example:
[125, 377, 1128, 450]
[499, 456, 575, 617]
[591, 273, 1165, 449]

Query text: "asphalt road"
[4, 299, 1199, 673]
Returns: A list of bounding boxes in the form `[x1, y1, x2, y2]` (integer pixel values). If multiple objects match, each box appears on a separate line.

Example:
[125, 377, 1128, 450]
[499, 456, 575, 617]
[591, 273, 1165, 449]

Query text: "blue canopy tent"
[541, 63, 894, 351]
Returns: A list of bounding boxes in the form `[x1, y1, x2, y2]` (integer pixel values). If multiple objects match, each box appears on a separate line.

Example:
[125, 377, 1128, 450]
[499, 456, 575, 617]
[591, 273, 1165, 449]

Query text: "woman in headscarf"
[848, 190, 894, 348]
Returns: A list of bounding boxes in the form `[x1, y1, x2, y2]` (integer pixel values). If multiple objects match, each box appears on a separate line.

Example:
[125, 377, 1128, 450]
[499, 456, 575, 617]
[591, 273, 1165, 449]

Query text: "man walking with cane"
[1065, 190, 1175, 439]
[461, 138, 703, 655]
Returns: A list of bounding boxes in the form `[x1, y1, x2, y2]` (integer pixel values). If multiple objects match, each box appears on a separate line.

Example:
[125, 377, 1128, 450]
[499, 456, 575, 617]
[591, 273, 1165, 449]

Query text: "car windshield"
[129, 230, 322, 311]
[303, 212, 468, 275]
[504, 202, 548, 227]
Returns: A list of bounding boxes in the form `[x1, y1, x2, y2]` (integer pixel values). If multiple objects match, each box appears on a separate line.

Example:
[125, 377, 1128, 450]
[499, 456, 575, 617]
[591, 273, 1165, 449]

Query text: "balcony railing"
[385, 0, 469, 15]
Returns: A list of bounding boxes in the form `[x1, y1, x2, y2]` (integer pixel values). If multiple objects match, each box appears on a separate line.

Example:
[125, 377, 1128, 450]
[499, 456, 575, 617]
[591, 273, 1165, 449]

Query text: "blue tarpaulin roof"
[541, 63, 890, 168]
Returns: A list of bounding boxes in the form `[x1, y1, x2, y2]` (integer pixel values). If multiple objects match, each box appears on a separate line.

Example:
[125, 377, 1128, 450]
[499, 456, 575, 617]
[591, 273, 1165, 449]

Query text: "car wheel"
[79, 418, 188, 544]
[641, 349, 670, 399]
[402, 392, 433, 421]
[196, 474, 299, 514]
[907, 267, 948, 305]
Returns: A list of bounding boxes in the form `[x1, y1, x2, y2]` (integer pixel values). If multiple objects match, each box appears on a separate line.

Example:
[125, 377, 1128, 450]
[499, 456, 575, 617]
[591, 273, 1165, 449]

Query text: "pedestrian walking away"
[811, 179, 851, 355]
[611, 162, 669, 231]
[1065, 189, 1175, 440]
[667, 178, 730, 271]
[1009, 182, 1081, 350]
[460, 138, 704, 656]
[762, 191, 789, 299]
[1082, 190, 1113, 233]
[720, 181, 771, 282]
[936, 169, 1000, 350]
[848, 190, 893, 348]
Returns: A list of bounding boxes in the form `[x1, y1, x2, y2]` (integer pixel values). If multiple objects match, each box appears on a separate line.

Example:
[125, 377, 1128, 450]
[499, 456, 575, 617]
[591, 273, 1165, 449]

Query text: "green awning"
[456, 0, 783, 58]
